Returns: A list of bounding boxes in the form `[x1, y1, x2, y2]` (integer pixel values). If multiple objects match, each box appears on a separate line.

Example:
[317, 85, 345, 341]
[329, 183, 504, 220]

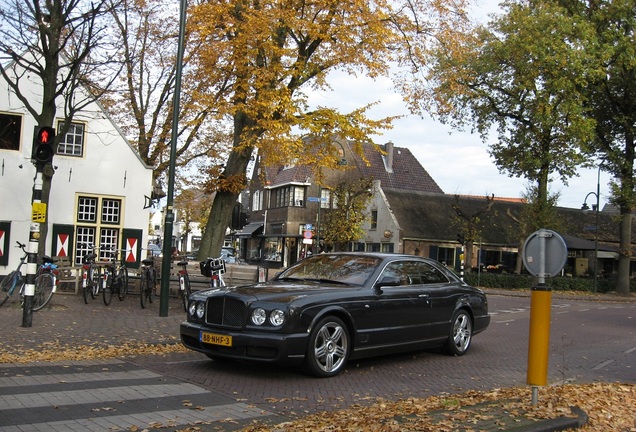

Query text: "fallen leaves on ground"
[233, 383, 635, 432]
[1, 341, 633, 431]
[0, 340, 188, 363]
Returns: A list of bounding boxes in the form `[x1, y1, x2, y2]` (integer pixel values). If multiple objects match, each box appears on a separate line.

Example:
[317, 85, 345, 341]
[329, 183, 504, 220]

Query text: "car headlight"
[188, 301, 197, 317]
[251, 308, 266, 325]
[195, 301, 205, 319]
[269, 309, 285, 326]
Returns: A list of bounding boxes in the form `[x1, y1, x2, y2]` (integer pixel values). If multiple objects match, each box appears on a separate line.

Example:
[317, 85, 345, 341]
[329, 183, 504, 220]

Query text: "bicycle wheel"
[0, 270, 18, 307]
[180, 273, 191, 312]
[32, 272, 54, 311]
[102, 268, 113, 306]
[147, 268, 155, 304]
[117, 266, 129, 301]
[89, 264, 100, 299]
[82, 267, 91, 304]
[140, 270, 148, 309]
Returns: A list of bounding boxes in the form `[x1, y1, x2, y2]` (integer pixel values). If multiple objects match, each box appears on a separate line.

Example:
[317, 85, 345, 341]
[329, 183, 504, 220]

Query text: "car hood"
[197, 280, 358, 303]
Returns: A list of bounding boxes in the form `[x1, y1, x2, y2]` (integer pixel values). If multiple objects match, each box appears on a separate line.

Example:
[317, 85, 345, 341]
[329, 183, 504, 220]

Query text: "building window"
[101, 198, 121, 224]
[320, 189, 331, 209]
[74, 195, 124, 265]
[273, 185, 305, 208]
[381, 243, 394, 253]
[57, 122, 85, 157]
[252, 190, 263, 211]
[0, 113, 22, 151]
[437, 247, 455, 267]
[77, 196, 98, 223]
[370, 210, 378, 230]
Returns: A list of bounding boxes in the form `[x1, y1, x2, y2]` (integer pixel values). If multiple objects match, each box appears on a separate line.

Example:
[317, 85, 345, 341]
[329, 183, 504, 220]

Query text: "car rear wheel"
[446, 309, 472, 356]
[305, 316, 350, 378]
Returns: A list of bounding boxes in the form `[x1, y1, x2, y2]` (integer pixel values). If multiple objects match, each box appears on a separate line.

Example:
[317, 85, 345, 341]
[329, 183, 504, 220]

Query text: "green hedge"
[463, 272, 636, 294]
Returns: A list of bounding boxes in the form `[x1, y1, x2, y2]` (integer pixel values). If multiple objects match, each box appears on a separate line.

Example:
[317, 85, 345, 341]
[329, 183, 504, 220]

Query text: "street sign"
[307, 197, 320, 202]
[522, 229, 567, 278]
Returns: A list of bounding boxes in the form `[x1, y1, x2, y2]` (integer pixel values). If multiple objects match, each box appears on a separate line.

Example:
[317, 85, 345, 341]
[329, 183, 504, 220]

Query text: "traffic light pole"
[23, 126, 56, 327]
[22, 167, 44, 327]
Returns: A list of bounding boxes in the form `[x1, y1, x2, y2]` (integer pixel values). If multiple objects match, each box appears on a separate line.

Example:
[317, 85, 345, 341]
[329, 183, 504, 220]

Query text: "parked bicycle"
[176, 258, 192, 312]
[101, 248, 129, 306]
[200, 257, 226, 288]
[0, 241, 58, 311]
[139, 256, 157, 309]
[81, 243, 101, 304]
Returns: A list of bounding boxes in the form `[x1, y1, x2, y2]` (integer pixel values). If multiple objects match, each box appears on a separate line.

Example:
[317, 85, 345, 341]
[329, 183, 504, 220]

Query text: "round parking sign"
[522, 229, 568, 277]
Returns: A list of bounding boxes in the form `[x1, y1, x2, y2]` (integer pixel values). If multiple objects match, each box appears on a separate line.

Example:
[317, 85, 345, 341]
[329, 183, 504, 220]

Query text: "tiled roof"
[384, 189, 632, 247]
[260, 139, 443, 194]
[348, 141, 444, 194]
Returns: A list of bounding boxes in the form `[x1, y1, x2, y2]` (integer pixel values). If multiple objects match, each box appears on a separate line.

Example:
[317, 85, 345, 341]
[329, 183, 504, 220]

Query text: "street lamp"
[581, 166, 601, 293]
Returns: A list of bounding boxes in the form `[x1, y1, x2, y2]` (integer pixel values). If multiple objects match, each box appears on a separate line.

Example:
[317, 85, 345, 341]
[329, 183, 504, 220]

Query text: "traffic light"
[457, 233, 465, 245]
[32, 126, 55, 166]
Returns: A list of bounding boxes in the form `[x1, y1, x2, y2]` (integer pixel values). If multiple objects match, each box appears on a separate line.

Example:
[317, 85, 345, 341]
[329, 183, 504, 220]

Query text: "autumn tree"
[571, 0, 636, 296]
[419, 1, 597, 229]
[103, 0, 229, 190]
[186, 0, 473, 258]
[0, 0, 118, 257]
[174, 188, 213, 251]
[321, 178, 374, 252]
[505, 185, 560, 274]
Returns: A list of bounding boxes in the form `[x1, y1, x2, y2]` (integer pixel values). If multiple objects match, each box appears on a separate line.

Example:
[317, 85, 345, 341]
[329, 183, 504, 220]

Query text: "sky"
[307, 0, 608, 211]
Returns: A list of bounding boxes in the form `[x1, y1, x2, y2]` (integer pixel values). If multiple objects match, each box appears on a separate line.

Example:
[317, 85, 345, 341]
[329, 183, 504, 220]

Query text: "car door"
[413, 260, 460, 340]
[360, 260, 433, 347]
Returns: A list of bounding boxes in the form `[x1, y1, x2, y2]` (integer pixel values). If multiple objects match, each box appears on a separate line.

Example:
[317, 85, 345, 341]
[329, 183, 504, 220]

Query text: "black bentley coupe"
[181, 252, 490, 377]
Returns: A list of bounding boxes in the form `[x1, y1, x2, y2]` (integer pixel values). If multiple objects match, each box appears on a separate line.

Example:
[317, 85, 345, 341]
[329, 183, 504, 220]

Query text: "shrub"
[464, 272, 635, 293]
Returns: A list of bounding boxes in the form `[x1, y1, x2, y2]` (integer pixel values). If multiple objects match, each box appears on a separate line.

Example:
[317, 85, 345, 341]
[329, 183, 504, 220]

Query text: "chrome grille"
[206, 297, 246, 328]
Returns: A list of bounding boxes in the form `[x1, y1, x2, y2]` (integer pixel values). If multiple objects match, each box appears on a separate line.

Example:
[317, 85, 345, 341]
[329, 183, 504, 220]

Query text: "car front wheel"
[446, 309, 472, 356]
[305, 316, 350, 378]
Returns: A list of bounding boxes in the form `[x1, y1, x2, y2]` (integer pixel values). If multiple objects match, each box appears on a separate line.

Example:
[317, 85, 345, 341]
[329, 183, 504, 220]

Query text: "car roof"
[313, 252, 434, 261]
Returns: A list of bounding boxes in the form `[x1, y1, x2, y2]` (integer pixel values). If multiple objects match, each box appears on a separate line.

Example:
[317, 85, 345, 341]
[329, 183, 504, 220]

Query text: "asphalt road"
[0, 291, 634, 431]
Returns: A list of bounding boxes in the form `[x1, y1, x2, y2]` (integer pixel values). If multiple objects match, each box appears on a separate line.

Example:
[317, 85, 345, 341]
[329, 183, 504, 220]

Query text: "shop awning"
[235, 222, 263, 237]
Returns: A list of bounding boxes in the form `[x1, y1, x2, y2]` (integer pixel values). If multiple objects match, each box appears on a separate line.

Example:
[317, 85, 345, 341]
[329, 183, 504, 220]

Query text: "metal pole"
[159, 0, 187, 317]
[22, 168, 44, 327]
[593, 167, 600, 293]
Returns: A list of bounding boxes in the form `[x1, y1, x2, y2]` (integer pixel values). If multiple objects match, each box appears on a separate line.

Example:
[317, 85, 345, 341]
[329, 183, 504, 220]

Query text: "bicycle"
[80, 243, 101, 304]
[176, 258, 192, 312]
[101, 248, 129, 306]
[139, 256, 157, 309]
[0, 241, 58, 311]
[32, 260, 58, 311]
[200, 257, 226, 288]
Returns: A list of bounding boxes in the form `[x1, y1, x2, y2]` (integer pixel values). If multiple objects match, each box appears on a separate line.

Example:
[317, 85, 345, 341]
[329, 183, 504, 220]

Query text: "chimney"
[385, 141, 394, 173]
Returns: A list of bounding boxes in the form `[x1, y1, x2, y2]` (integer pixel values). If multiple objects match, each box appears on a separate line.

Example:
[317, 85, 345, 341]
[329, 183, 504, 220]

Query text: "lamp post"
[581, 166, 601, 293]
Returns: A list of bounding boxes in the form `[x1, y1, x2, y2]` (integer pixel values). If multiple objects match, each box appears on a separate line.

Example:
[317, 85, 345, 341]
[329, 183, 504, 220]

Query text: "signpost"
[522, 229, 567, 406]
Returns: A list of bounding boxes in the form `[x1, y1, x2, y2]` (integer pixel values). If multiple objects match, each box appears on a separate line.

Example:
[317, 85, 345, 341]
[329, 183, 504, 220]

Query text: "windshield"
[276, 254, 381, 286]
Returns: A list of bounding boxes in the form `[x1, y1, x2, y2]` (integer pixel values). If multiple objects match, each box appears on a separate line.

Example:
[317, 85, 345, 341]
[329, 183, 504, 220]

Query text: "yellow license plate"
[200, 331, 232, 347]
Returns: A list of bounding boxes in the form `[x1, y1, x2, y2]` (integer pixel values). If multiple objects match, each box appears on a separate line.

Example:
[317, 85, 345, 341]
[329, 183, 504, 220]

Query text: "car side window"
[416, 261, 450, 284]
[382, 262, 411, 286]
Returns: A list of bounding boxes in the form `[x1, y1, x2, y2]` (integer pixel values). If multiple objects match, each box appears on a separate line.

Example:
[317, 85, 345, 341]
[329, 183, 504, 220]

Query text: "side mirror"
[374, 275, 401, 294]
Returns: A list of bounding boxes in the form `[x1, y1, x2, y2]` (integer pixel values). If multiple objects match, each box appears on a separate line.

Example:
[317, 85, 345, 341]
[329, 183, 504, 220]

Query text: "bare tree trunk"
[198, 114, 254, 259]
[616, 207, 632, 296]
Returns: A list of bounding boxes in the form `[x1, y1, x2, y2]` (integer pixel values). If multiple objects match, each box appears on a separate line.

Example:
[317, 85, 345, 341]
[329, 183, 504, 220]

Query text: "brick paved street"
[0, 289, 634, 431]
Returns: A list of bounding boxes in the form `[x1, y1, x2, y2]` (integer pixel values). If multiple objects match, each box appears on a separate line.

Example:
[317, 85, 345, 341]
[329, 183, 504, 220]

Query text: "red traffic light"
[36, 127, 54, 144]
[32, 126, 55, 165]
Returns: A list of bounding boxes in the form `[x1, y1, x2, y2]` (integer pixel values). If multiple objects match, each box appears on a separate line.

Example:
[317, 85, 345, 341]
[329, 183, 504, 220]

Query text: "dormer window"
[273, 185, 305, 208]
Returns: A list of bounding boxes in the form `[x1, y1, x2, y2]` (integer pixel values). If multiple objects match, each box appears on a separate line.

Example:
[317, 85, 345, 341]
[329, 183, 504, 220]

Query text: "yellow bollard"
[527, 285, 552, 386]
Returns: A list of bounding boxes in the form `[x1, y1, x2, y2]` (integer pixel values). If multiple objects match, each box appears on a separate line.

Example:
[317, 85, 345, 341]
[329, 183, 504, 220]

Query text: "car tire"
[305, 316, 350, 378]
[446, 309, 472, 356]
